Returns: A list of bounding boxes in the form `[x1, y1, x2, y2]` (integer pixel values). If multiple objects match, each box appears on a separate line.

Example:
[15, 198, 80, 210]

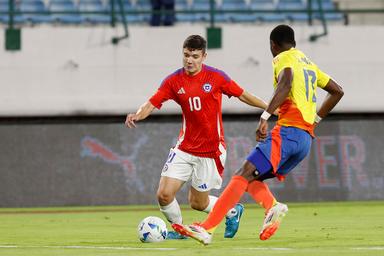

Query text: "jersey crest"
[202, 83, 212, 93]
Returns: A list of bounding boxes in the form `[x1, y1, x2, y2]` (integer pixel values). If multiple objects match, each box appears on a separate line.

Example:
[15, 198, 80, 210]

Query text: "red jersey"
[149, 65, 244, 158]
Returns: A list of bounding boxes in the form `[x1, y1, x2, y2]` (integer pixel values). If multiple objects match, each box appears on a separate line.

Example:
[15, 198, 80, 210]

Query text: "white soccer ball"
[137, 216, 168, 243]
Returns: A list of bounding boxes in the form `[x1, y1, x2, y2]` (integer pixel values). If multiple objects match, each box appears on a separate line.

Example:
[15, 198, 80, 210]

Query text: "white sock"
[203, 195, 238, 218]
[159, 198, 182, 224]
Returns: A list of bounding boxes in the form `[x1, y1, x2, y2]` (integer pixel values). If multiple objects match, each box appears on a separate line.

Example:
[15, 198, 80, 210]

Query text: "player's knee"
[235, 161, 257, 181]
[156, 190, 174, 205]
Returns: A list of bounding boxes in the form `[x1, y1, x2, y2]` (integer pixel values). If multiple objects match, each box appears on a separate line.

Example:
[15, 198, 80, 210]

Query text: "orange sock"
[247, 180, 276, 211]
[201, 175, 248, 231]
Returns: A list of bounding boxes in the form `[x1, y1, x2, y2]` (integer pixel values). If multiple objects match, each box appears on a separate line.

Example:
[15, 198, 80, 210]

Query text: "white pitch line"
[352, 247, 384, 250]
[240, 247, 384, 251]
[0, 245, 176, 251]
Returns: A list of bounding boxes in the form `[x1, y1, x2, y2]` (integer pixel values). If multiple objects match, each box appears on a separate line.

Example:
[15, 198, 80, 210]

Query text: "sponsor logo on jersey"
[202, 83, 212, 93]
[177, 87, 186, 94]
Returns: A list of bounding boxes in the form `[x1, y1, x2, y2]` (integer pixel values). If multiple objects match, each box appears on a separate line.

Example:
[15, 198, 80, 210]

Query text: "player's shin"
[247, 180, 276, 211]
[204, 195, 240, 219]
[159, 198, 182, 224]
[202, 195, 218, 214]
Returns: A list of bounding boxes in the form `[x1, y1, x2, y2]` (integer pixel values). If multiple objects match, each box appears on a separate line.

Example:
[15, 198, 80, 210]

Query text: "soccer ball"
[137, 216, 168, 243]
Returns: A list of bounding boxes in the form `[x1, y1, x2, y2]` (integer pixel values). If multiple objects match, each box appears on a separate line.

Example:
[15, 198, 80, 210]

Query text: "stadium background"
[0, 0, 383, 208]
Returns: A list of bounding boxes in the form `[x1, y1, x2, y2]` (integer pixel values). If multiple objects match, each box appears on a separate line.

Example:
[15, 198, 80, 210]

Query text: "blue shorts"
[246, 125, 312, 181]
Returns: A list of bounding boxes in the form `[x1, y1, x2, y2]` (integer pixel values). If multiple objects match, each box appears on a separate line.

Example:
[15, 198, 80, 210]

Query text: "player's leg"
[255, 154, 308, 240]
[247, 125, 298, 211]
[173, 126, 283, 244]
[172, 186, 211, 244]
[188, 187, 210, 211]
[188, 188, 244, 238]
[246, 148, 277, 211]
[157, 148, 193, 239]
[196, 161, 256, 229]
[249, 126, 292, 241]
[256, 126, 312, 240]
[195, 138, 280, 234]
[185, 149, 226, 212]
[195, 152, 245, 236]
[185, 150, 244, 238]
[220, 198, 245, 238]
[245, 150, 287, 240]
[200, 194, 244, 238]
[173, 151, 245, 242]
[172, 161, 254, 244]
[157, 176, 184, 224]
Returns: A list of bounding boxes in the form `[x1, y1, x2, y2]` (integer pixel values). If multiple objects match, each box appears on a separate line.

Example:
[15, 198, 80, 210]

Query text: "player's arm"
[125, 101, 156, 128]
[265, 68, 293, 115]
[238, 90, 268, 110]
[256, 68, 293, 141]
[238, 91, 279, 115]
[315, 79, 344, 124]
[126, 77, 172, 128]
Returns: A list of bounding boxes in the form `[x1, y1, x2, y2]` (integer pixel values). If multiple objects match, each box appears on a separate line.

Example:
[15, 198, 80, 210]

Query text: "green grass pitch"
[1, 201, 383, 256]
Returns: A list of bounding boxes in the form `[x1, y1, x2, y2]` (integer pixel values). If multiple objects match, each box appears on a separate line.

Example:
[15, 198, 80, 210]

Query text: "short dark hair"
[183, 35, 207, 52]
[270, 24, 296, 47]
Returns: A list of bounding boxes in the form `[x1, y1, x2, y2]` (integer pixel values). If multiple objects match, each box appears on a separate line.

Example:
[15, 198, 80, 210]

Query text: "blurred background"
[0, 0, 383, 207]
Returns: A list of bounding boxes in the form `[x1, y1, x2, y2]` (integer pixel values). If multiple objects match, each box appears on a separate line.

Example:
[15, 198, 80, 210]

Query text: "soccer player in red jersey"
[125, 35, 269, 239]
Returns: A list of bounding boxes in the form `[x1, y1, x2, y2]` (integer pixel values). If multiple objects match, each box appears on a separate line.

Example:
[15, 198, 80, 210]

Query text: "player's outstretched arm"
[316, 79, 344, 120]
[238, 91, 269, 110]
[125, 101, 156, 128]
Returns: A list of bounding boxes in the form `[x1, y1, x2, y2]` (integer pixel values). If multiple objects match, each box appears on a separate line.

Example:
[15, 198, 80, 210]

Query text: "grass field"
[1, 201, 384, 256]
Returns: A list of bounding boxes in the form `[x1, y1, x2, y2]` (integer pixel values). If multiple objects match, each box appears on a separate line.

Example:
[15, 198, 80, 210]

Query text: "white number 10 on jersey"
[188, 97, 201, 111]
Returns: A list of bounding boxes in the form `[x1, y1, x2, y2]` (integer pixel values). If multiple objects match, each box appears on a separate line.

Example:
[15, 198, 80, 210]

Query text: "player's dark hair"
[270, 24, 296, 47]
[183, 35, 207, 52]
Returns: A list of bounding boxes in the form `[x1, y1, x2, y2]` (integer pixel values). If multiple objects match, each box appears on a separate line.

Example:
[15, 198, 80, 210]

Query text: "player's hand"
[256, 119, 268, 142]
[125, 114, 138, 128]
